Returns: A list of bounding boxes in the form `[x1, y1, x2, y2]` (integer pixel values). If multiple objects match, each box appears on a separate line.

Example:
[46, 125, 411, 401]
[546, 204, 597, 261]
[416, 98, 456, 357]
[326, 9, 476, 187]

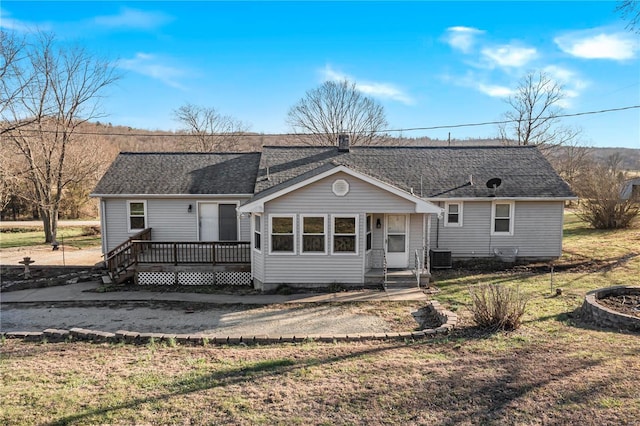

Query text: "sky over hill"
[2, 1, 639, 148]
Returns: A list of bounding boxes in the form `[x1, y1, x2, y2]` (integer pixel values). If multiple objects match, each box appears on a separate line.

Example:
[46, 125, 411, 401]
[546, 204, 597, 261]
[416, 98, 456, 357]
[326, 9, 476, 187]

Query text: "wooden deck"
[105, 229, 250, 280]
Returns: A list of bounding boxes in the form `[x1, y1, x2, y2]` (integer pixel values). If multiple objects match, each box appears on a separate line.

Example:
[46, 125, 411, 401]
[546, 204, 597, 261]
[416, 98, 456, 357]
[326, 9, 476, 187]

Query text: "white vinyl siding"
[101, 197, 249, 253]
[259, 172, 437, 284]
[267, 172, 418, 214]
[239, 214, 251, 241]
[409, 214, 424, 269]
[431, 201, 564, 259]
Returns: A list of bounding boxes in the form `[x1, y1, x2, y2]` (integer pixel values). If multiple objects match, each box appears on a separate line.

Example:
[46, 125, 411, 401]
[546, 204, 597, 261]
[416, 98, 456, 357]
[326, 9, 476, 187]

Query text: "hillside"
[87, 123, 640, 171]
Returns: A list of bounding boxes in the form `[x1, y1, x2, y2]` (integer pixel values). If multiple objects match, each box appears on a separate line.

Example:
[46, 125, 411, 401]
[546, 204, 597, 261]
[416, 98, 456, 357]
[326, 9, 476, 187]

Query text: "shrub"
[468, 284, 528, 331]
[574, 155, 639, 229]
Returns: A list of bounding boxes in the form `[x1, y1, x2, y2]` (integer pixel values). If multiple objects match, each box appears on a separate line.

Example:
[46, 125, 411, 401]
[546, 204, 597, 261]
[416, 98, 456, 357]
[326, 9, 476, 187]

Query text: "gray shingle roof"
[92, 152, 260, 195]
[255, 145, 575, 199]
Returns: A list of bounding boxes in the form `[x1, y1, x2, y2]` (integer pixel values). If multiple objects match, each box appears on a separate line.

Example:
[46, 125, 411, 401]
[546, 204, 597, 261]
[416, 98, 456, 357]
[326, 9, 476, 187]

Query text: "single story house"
[91, 140, 576, 291]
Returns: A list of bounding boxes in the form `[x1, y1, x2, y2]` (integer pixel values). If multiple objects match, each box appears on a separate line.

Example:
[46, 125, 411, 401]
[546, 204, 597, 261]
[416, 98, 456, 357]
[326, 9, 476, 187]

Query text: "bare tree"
[499, 71, 579, 149]
[173, 103, 248, 152]
[287, 80, 388, 146]
[575, 154, 639, 229]
[1, 31, 119, 243]
[617, 0, 640, 33]
[1, 30, 37, 135]
[544, 138, 594, 190]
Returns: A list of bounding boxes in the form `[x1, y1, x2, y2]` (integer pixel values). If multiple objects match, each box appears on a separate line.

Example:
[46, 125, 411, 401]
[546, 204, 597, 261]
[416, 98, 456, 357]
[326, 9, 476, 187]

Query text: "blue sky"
[2, 1, 639, 148]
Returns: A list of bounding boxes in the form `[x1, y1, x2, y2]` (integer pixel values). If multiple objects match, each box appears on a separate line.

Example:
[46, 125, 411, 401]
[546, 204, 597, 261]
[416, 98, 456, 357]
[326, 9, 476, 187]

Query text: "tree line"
[1, 28, 638, 244]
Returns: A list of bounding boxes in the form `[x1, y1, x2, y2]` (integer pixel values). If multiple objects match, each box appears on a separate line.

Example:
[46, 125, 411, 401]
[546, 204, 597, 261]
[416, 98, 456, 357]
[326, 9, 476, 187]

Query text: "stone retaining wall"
[2, 301, 458, 345]
[582, 286, 640, 331]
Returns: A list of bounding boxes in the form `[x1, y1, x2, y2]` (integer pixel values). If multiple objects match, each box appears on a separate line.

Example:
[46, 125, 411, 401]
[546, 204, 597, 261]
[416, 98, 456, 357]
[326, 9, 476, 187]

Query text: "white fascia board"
[90, 193, 253, 199]
[238, 165, 443, 215]
[425, 196, 578, 202]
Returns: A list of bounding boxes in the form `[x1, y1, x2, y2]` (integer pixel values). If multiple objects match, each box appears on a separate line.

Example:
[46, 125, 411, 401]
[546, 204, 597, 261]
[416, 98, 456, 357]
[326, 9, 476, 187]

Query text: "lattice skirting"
[178, 272, 215, 286]
[216, 271, 252, 286]
[137, 271, 251, 286]
[138, 272, 174, 285]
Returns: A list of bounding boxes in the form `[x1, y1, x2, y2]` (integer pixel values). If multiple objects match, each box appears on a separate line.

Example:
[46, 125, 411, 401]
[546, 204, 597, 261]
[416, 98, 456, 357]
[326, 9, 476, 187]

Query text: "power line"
[5, 105, 639, 138]
[380, 105, 640, 133]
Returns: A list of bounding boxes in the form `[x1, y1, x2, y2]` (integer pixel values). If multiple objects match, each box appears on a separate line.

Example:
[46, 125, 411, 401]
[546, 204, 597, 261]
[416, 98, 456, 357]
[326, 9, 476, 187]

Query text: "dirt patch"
[598, 294, 640, 318]
[0, 300, 434, 335]
[0, 244, 103, 267]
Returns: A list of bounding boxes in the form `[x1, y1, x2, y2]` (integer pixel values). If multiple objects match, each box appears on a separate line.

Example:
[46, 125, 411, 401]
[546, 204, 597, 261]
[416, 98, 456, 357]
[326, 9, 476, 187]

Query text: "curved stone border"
[2, 301, 458, 345]
[582, 286, 640, 331]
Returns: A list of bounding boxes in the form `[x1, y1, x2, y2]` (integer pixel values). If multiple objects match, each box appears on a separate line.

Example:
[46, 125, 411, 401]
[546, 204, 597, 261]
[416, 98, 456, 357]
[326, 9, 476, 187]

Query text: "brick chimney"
[338, 134, 350, 152]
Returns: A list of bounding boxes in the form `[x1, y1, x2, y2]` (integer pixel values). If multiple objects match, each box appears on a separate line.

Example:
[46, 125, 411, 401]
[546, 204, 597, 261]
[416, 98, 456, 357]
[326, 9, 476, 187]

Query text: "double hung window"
[332, 215, 358, 254]
[270, 215, 295, 253]
[128, 201, 146, 232]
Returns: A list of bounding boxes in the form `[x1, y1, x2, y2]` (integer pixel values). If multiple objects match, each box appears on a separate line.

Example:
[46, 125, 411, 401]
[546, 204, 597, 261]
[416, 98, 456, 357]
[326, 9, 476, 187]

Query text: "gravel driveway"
[1, 301, 424, 336]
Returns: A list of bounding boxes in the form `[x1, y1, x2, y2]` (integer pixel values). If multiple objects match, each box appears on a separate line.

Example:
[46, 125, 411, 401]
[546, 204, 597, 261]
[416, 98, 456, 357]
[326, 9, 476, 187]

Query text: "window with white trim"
[332, 215, 358, 254]
[127, 201, 146, 232]
[366, 214, 372, 251]
[253, 214, 262, 252]
[444, 202, 463, 227]
[301, 215, 327, 254]
[270, 215, 295, 253]
[492, 201, 514, 235]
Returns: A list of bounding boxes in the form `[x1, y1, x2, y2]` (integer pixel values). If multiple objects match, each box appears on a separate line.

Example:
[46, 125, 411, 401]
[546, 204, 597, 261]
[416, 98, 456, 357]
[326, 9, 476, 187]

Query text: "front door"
[199, 203, 219, 241]
[385, 214, 409, 268]
[199, 203, 238, 241]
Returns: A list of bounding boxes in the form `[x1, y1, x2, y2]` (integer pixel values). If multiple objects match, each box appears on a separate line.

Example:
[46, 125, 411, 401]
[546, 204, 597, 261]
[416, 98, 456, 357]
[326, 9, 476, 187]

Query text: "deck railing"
[132, 241, 251, 265]
[105, 230, 250, 277]
[105, 228, 152, 277]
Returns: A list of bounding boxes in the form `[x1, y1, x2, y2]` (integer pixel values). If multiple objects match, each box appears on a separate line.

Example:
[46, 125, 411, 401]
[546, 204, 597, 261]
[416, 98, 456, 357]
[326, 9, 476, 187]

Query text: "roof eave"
[90, 193, 254, 199]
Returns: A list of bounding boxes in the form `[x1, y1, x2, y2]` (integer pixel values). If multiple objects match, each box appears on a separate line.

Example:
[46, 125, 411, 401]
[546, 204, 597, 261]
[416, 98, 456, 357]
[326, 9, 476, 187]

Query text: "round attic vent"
[332, 179, 350, 197]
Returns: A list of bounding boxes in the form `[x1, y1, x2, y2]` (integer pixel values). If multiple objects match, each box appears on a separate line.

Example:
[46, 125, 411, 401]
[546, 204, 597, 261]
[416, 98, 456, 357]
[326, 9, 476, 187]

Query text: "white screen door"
[199, 203, 218, 241]
[386, 214, 408, 268]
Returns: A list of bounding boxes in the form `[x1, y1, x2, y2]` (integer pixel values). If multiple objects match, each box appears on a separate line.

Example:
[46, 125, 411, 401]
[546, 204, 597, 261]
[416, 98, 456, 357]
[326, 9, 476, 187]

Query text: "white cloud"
[320, 65, 414, 105]
[477, 83, 514, 98]
[543, 65, 590, 108]
[481, 45, 538, 68]
[94, 7, 172, 30]
[555, 30, 638, 60]
[443, 26, 485, 53]
[119, 53, 188, 89]
[0, 10, 51, 32]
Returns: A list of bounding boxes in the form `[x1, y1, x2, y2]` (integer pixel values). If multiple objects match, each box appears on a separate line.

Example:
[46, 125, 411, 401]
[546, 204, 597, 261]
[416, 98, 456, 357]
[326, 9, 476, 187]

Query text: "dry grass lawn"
[1, 212, 639, 425]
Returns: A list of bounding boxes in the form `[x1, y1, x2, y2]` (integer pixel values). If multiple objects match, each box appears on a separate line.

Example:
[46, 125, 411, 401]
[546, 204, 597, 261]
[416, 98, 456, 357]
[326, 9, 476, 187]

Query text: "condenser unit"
[430, 249, 452, 269]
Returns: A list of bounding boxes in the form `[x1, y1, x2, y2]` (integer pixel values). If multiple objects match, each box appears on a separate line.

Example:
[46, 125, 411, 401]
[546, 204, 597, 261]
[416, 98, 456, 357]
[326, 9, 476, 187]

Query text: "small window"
[270, 215, 295, 254]
[333, 215, 358, 254]
[444, 202, 463, 227]
[366, 215, 372, 251]
[128, 201, 146, 232]
[492, 201, 514, 235]
[253, 214, 262, 252]
[301, 215, 326, 254]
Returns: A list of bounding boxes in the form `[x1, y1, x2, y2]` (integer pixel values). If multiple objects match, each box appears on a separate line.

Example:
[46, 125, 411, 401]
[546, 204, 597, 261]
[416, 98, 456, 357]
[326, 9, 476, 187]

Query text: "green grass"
[0, 226, 101, 249]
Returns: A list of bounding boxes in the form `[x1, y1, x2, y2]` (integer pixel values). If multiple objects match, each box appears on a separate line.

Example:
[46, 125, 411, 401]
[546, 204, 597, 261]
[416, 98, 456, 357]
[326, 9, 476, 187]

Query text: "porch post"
[425, 214, 432, 274]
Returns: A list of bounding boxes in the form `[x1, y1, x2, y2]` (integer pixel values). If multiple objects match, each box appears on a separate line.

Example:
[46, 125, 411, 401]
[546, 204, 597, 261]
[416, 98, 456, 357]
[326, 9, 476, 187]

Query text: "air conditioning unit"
[430, 249, 452, 269]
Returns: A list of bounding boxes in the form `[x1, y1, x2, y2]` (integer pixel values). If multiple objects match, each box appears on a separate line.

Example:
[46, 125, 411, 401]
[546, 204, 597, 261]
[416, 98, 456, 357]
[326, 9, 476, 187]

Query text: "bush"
[468, 284, 528, 331]
[574, 155, 639, 229]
